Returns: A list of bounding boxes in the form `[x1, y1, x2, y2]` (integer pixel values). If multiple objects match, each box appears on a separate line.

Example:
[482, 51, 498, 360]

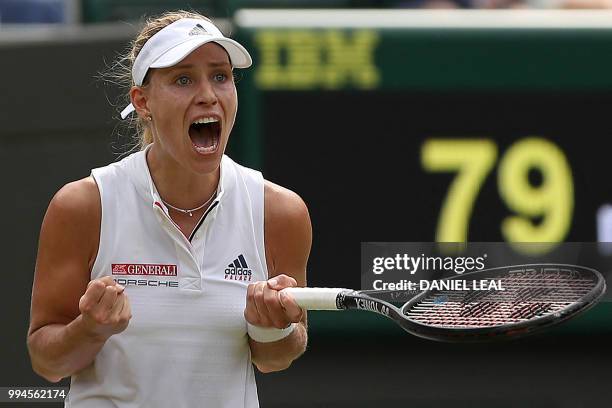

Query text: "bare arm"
[27, 178, 131, 382]
[245, 181, 311, 373]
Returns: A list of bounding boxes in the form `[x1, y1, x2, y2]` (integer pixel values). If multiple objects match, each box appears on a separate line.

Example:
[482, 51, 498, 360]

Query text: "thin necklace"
[161, 190, 217, 217]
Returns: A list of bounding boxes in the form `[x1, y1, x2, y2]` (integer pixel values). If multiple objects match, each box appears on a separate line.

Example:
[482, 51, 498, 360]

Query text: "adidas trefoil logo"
[189, 23, 209, 36]
[225, 254, 252, 281]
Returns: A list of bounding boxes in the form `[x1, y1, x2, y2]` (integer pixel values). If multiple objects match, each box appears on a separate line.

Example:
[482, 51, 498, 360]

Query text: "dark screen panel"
[262, 91, 612, 287]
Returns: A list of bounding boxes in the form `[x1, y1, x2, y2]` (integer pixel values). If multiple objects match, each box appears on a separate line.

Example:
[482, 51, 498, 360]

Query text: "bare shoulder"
[29, 177, 101, 332]
[264, 180, 310, 224]
[49, 177, 100, 219]
[44, 176, 101, 266]
[264, 181, 312, 283]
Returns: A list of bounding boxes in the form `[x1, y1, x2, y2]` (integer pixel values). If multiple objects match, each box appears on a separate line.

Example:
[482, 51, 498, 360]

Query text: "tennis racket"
[283, 264, 606, 342]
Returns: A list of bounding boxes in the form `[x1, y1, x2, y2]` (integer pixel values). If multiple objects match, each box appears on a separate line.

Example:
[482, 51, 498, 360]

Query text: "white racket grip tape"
[281, 287, 349, 310]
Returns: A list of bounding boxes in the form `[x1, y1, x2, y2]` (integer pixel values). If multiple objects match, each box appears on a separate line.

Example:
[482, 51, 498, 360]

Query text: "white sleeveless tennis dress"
[65, 147, 266, 408]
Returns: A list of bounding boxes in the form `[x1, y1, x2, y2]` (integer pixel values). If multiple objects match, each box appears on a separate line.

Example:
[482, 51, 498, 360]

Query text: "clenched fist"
[78, 276, 132, 339]
[244, 274, 304, 329]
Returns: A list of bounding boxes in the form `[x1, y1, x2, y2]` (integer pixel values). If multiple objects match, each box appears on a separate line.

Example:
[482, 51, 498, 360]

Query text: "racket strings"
[459, 301, 499, 318]
[509, 302, 552, 320]
[405, 302, 569, 326]
[512, 287, 556, 303]
[403, 271, 597, 328]
[460, 290, 491, 304]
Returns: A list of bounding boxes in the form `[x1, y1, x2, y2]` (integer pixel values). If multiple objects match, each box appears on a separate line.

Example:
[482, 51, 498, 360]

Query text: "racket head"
[396, 264, 606, 342]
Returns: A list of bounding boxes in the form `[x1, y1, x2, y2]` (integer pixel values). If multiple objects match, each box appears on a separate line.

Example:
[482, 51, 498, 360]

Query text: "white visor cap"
[121, 18, 252, 119]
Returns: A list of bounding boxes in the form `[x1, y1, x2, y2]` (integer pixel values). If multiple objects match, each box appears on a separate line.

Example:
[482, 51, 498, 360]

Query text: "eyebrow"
[170, 61, 231, 70]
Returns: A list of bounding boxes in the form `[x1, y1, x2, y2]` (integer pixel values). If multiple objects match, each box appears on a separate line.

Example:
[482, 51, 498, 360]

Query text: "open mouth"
[189, 117, 220, 154]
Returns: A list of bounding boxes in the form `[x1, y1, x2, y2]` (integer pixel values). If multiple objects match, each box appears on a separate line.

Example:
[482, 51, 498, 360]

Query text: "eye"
[175, 76, 192, 86]
[213, 73, 228, 82]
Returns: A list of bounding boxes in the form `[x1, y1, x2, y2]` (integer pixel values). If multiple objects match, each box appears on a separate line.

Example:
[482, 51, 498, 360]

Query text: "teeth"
[194, 137, 218, 154]
[192, 117, 219, 125]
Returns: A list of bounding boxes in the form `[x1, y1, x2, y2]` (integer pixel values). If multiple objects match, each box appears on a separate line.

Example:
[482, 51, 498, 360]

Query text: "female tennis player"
[26, 10, 310, 407]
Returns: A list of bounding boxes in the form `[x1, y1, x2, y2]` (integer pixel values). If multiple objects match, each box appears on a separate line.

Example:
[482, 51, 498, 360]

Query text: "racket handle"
[282, 287, 348, 310]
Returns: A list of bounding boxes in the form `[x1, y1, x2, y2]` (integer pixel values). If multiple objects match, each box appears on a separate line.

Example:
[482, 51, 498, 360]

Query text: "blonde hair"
[106, 10, 212, 151]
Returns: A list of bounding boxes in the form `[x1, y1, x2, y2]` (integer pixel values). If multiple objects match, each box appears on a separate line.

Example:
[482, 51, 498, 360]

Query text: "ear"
[130, 86, 150, 119]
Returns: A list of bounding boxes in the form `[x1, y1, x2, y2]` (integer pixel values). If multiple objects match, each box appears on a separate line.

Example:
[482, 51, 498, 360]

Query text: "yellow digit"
[498, 138, 573, 248]
[422, 139, 498, 242]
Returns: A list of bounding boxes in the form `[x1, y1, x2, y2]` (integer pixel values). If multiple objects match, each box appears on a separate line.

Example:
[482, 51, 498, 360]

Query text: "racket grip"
[282, 287, 348, 310]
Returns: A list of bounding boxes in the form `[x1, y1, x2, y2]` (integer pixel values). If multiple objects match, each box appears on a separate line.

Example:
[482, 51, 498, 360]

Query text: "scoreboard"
[232, 10, 612, 288]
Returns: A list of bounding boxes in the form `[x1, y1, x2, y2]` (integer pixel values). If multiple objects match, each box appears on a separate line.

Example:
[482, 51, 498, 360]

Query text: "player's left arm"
[246, 180, 311, 373]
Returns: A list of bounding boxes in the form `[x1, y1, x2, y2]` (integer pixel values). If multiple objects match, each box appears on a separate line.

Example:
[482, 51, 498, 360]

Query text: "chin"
[188, 147, 224, 173]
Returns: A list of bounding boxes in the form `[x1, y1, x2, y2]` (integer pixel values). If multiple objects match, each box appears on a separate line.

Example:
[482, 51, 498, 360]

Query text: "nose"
[195, 78, 218, 106]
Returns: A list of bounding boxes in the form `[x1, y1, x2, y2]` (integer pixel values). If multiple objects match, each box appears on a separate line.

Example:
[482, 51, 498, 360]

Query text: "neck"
[146, 144, 220, 210]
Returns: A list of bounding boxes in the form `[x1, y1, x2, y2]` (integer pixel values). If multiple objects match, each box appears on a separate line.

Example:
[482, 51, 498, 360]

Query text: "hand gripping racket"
[282, 264, 606, 342]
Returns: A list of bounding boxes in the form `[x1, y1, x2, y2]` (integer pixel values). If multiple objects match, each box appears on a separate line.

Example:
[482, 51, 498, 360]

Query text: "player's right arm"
[27, 177, 131, 383]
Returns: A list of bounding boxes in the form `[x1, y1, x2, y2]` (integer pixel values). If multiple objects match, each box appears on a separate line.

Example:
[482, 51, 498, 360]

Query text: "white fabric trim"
[247, 323, 297, 343]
